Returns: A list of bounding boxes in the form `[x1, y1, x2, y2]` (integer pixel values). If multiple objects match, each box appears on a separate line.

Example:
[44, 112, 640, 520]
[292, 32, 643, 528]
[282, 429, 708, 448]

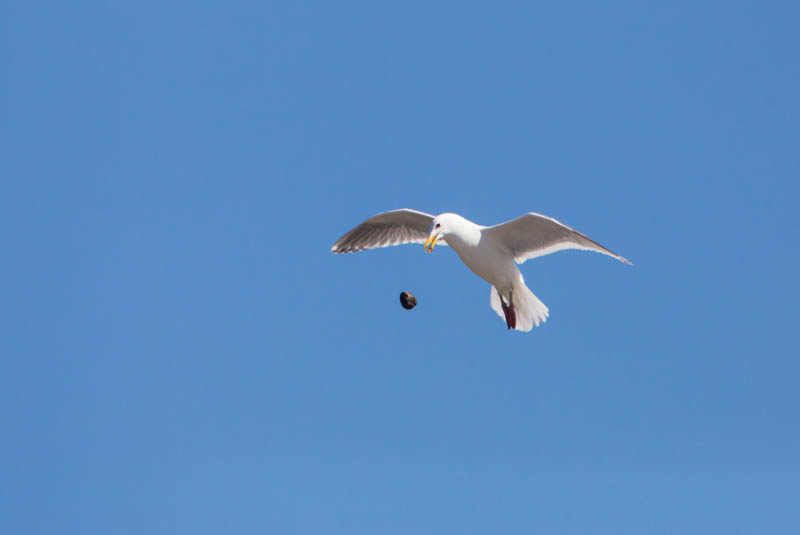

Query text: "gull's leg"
[500, 290, 516, 330]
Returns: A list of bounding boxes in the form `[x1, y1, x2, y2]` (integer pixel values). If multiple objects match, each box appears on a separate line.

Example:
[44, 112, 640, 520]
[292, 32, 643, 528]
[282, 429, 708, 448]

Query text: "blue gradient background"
[2, 1, 799, 533]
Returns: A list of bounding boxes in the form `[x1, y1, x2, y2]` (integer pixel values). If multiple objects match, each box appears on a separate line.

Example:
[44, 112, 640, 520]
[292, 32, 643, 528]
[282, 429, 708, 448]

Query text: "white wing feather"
[484, 212, 631, 265]
[331, 208, 448, 253]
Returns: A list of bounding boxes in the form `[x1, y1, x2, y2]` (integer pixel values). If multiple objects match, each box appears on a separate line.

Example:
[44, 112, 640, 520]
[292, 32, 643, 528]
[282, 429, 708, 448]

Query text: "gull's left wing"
[483, 212, 631, 265]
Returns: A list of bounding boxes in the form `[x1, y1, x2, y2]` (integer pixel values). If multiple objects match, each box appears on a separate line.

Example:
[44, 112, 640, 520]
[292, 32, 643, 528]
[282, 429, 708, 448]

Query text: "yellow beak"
[424, 233, 439, 253]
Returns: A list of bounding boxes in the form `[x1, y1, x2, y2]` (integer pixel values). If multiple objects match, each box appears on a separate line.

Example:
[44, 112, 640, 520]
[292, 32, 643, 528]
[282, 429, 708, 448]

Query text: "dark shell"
[399, 291, 417, 310]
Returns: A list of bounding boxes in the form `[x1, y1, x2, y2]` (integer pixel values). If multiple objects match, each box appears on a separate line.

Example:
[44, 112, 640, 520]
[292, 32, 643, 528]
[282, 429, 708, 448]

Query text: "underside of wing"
[484, 212, 631, 265]
[331, 208, 448, 253]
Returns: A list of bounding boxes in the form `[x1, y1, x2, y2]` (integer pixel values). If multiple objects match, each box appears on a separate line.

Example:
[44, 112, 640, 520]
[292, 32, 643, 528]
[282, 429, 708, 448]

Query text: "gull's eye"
[435, 223, 440, 229]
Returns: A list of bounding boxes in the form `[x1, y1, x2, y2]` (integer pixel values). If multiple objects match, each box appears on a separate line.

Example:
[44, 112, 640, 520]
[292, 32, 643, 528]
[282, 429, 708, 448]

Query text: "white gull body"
[331, 209, 631, 332]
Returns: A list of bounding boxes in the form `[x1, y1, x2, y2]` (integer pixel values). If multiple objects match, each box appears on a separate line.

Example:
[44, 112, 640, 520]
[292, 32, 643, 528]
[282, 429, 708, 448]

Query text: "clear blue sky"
[2, 1, 799, 533]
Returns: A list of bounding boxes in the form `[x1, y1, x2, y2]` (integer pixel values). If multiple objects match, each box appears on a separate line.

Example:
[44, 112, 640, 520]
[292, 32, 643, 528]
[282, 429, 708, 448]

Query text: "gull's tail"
[490, 276, 549, 332]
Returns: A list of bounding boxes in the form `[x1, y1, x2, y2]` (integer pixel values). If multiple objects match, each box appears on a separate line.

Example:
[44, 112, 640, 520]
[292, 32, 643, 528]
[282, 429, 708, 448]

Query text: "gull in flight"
[331, 209, 631, 331]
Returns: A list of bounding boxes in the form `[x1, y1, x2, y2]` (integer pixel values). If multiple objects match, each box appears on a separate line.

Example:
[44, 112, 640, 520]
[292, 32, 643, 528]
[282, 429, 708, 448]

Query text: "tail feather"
[490, 279, 549, 332]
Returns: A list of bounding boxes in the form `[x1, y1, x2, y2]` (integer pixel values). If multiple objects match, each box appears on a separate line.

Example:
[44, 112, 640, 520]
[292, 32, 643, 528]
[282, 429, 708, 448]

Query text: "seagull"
[331, 209, 631, 331]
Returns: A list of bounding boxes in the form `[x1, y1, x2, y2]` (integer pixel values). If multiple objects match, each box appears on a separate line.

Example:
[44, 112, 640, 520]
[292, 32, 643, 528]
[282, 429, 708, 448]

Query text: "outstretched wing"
[331, 208, 448, 253]
[483, 212, 631, 265]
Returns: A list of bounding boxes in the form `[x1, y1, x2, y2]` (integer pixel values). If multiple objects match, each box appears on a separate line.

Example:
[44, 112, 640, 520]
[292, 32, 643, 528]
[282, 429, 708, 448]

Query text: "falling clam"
[399, 291, 417, 310]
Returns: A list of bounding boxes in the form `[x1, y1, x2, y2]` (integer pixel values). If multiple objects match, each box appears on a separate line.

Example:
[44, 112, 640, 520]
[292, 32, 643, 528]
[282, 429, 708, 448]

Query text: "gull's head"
[424, 213, 459, 253]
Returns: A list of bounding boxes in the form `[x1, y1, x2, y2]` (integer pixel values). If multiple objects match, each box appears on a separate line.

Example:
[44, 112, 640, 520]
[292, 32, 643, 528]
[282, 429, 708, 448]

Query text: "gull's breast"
[448, 231, 515, 288]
